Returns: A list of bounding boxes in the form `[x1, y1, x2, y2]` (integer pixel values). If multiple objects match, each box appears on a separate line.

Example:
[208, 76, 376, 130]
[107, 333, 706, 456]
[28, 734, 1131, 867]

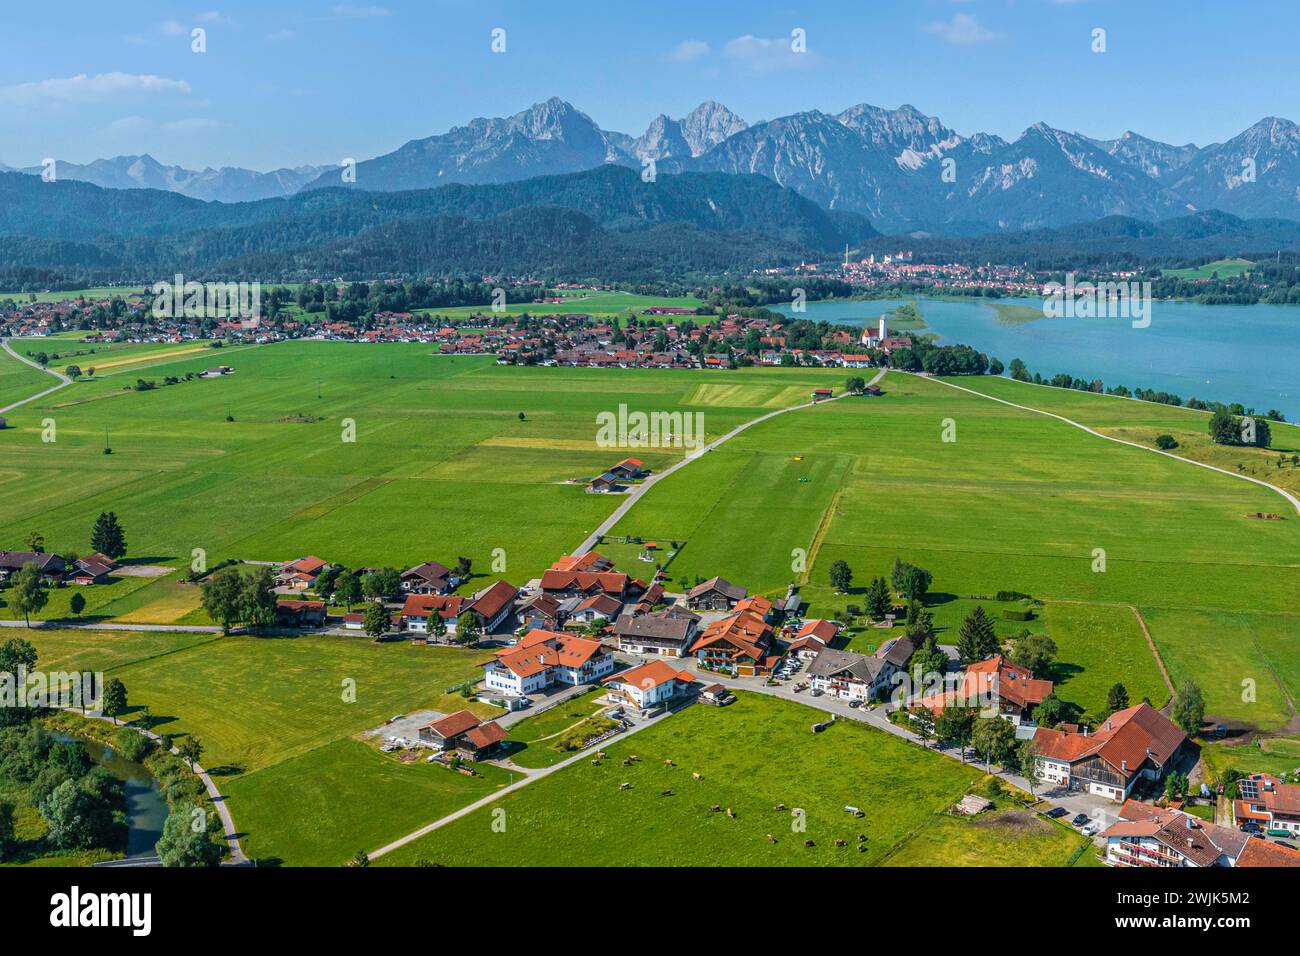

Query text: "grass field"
[12, 627, 509, 864]
[1161, 258, 1255, 280]
[1038, 602, 1169, 717]
[0, 343, 848, 618]
[882, 804, 1093, 866]
[504, 689, 615, 769]
[378, 694, 1005, 866]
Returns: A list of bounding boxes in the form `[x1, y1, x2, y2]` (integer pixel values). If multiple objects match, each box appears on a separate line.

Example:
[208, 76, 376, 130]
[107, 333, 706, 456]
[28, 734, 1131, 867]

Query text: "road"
[0, 337, 72, 414]
[922, 373, 1300, 517]
[572, 368, 887, 556]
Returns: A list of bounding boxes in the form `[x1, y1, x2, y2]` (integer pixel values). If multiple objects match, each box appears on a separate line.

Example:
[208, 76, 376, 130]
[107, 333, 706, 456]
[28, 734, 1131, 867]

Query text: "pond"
[53, 730, 168, 858]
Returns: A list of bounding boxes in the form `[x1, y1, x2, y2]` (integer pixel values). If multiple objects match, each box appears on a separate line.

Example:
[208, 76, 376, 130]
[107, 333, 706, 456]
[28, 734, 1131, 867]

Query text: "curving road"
[0, 337, 73, 415]
[920, 373, 1300, 516]
[572, 368, 887, 556]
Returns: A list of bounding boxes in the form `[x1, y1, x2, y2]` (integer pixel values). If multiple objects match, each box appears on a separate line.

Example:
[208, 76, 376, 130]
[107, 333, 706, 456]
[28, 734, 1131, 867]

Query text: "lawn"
[1161, 258, 1255, 280]
[882, 804, 1092, 867]
[222, 737, 513, 866]
[504, 689, 616, 769]
[1201, 737, 1300, 784]
[378, 694, 997, 866]
[1037, 602, 1169, 717]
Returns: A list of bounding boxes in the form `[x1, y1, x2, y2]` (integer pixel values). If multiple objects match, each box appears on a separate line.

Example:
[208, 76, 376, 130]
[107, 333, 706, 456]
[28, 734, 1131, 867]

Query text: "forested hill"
[0, 165, 874, 284]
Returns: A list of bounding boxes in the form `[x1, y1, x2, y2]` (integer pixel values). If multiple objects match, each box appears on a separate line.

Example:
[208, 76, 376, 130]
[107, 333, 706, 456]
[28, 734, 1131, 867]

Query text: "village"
[9, 445, 1289, 872]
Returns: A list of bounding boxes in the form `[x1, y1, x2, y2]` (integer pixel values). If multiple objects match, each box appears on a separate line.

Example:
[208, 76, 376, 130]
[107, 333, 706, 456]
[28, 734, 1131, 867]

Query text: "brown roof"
[462, 721, 508, 750]
[1235, 837, 1300, 868]
[606, 659, 696, 691]
[540, 569, 627, 595]
[1035, 702, 1186, 778]
[687, 576, 747, 602]
[423, 709, 481, 740]
[467, 580, 518, 620]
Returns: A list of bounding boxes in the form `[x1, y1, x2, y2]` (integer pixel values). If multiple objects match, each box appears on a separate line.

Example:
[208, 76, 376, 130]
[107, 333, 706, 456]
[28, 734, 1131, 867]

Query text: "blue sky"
[2, 0, 1295, 171]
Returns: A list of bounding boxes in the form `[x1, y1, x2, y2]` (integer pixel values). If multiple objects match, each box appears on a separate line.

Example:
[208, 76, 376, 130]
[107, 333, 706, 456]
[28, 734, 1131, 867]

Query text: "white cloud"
[160, 20, 186, 36]
[267, 28, 296, 41]
[0, 73, 192, 106]
[164, 117, 221, 132]
[722, 34, 815, 72]
[924, 13, 1001, 45]
[668, 40, 710, 62]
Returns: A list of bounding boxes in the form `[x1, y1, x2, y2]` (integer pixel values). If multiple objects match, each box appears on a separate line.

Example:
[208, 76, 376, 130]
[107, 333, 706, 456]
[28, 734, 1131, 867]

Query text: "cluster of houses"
[0, 549, 121, 586]
[1101, 797, 1300, 868]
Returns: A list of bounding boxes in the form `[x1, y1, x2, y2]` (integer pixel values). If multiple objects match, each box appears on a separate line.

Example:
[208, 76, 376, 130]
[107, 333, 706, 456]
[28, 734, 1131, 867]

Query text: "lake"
[774, 296, 1300, 420]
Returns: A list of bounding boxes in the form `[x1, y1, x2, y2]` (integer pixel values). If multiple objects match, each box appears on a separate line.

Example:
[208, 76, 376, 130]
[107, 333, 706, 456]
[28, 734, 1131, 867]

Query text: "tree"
[935, 706, 976, 762]
[1009, 358, 1029, 382]
[155, 802, 222, 867]
[828, 559, 853, 594]
[334, 571, 361, 610]
[101, 677, 128, 725]
[65, 365, 82, 380]
[69, 591, 86, 618]
[241, 566, 279, 634]
[362, 567, 401, 601]
[957, 605, 998, 663]
[1034, 692, 1066, 728]
[25, 530, 44, 553]
[40, 779, 113, 849]
[864, 576, 891, 620]
[1209, 408, 1237, 445]
[456, 556, 473, 579]
[429, 611, 448, 642]
[363, 602, 390, 642]
[176, 736, 204, 769]
[1172, 679, 1205, 736]
[911, 706, 935, 748]
[1154, 434, 1178, 450]
[455, 611, 482, 645]
[1106, 682, 1130, 714]
[845, 375, 866, 394]
[90, 511, 127, 560]
[200, 568, 245, 634]
[1011, 632, 1057, 678]
[0, 798, 14, 861]
[9, 563, 49, 627]
[891, 559, 932, 601]
[347, 849, 370, 868]
[972, 716, 1016, 771]
[1018, 739, 1041, 796]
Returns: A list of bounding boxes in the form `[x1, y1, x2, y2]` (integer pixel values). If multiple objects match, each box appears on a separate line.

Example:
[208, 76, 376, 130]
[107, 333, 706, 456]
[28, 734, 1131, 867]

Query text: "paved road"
[56, 708, 250, 865]
[573, 368, 887, 556]
[923, 373, 1300, 517]
[0, 337, 72, 414]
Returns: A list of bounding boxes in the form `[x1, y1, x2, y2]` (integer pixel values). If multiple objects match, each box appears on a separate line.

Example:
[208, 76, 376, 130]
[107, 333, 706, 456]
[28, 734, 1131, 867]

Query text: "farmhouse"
[1232, 774, 1300, 836]
[278, 555, 327, 589]
[70, 557, 113, 585]
[482, 629, 615, 697]
[462, 580, 520, 633]
[400, 560, 458, 594]
[274, 600, 327, 628]
[517, 592, 563, 630]
[807, 647, 894, 701]
[691, 609, 774, 676]
[786, 619, 840, 660]
[401, 593, 463, 636]
[540, 569, 629, 601]
[608, 457, 646, 479]
[1032, 703, 1188, 801]
[567, 593, 623, 624]
[911, 655, 1052, 722]
[812, 388, 833, 402]
[551, 552, 615, 573]
[686, 576, 747, 611]
[603, 659, 696, 709]
[612, 605, 701, 657]
[417, 709, 508, 760]
[0, 551, 67, 584]
[589, 472, 621, 494]
[875, 634, 917, 670]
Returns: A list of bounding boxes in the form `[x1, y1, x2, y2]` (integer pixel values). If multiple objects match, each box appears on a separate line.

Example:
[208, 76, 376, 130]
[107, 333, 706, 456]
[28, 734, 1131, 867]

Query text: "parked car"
[1071, 813, 1090, 827]
[1276, 841, 1297, 850]
[1081, 822, 1100, 836]
[1046, 807, 1068, 819]
[1241, 822, 1262, 834]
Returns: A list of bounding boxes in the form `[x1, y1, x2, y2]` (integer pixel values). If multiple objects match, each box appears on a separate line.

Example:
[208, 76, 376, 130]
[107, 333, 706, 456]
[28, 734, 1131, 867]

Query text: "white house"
[603, 659, 697, 709]
[482, 629, 614, 697]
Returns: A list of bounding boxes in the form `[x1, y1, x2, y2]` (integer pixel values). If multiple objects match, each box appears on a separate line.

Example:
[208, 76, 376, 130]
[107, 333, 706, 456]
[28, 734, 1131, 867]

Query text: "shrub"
[1001, 609, 1033, 621]
[995, 590, 1031, 602]
[113, 728, 153, 762]
[1154, 434, 1178, 450]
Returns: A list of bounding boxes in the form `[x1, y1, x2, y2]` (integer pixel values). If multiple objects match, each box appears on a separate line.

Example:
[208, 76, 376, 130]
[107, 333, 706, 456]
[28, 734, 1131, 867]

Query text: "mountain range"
[9, 97, 1300, 233]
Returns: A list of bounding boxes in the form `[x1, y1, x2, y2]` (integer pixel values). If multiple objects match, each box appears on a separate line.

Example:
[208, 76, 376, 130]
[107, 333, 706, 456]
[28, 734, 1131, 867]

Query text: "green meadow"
[12, 626, 507, 865]
[0, 342, 845, 623]
[378, 694, 992, 866]
[1160, 258, 1255, 280]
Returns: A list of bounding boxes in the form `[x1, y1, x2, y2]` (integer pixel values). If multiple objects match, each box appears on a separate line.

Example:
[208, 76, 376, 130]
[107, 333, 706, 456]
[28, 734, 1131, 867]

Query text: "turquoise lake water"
[774, 296, 1300, 419]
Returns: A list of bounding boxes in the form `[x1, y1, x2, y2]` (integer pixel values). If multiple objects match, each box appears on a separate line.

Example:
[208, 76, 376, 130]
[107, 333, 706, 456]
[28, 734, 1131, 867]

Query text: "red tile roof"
[423, 709, 481, 739]
[605, 659, 696, 691]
